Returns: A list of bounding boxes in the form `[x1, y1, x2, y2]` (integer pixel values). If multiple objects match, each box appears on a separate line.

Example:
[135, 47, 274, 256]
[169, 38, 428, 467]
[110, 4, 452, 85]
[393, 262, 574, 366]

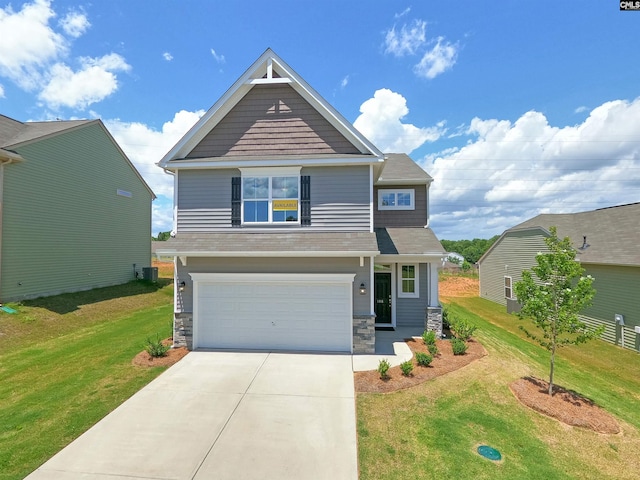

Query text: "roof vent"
[579, 235, 590, 250]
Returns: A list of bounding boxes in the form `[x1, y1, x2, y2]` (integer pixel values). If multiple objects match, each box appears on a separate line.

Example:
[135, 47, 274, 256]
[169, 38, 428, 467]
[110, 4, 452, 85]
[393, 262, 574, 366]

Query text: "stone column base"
[353, 315, 375, 354]
[173, 312, 193, 350]
[425, 307, 443, 339]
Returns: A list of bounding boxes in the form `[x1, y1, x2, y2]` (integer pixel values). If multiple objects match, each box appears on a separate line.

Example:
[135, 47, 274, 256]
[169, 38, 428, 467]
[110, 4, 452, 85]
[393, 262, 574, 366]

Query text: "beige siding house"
[478, 203, 640, 351]
[0, 115, 155, 302]
[157, 49, 446, 354]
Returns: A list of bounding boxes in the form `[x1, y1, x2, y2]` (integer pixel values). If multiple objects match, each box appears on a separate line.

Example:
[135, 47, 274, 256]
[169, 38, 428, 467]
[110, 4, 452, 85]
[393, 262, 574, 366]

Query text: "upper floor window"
[378, 189, 415, 210]
[243, 175, 299, 223]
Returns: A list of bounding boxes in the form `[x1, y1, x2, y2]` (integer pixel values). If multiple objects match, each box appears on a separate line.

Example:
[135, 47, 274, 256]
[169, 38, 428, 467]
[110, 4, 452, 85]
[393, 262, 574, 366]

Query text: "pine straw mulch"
[510, 376, 620, 434]
[354, 338, 486, 394]
[132, 338, 189, 367]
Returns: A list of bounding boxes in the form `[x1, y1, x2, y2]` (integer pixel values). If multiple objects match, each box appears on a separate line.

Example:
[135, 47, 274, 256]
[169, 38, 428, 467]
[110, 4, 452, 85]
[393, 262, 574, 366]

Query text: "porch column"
[428, 262, 439, 306]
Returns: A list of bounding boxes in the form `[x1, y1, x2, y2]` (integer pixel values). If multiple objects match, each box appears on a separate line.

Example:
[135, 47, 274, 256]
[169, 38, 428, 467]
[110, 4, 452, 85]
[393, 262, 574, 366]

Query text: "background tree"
[514, 227, 603, 395]
[440, 235, 499, 264]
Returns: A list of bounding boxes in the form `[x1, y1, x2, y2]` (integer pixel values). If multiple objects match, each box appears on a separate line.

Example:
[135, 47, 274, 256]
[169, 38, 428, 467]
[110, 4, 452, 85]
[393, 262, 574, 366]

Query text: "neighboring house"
[0, 115, 155, 302]
[478, 203, 640, 351]
[157, 49, 445, 354]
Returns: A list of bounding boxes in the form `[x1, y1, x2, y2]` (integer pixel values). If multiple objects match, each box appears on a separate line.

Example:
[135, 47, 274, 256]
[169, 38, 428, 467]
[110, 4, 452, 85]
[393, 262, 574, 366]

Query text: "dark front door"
[375, 273, 392, 324]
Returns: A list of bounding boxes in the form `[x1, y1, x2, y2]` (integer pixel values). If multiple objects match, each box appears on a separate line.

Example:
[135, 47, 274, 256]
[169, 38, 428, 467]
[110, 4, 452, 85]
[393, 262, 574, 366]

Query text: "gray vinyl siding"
[479, 230, 547, 305]
[175, 165, 371, 232]
[396, 263, 428, 328]
[176, 169, 235, 231]
[374, 185, 427, 228]
[304, 165, 370, 231]
[188, 84, 360, 158]
[175, 256, 371, 315]
[1, 123, 152, 301]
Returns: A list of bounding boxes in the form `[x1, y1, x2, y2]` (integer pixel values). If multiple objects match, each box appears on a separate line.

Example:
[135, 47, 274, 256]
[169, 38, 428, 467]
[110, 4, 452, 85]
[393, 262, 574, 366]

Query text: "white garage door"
[191, 273, 354, 352]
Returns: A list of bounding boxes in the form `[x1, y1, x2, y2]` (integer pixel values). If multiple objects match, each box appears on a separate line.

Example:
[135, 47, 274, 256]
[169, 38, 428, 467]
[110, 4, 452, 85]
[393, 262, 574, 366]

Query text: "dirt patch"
[354, 338, 486, 393]
[510, 376, 620, 434]
[440, 275, 479, 297]
[132, 339, 189, 367]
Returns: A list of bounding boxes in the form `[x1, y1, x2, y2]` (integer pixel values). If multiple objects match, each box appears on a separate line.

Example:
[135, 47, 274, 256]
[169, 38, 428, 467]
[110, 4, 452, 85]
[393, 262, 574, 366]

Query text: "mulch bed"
[354, 338, 486, 393]
[132, 339, 189, 367]
[510, 376, 620, 434]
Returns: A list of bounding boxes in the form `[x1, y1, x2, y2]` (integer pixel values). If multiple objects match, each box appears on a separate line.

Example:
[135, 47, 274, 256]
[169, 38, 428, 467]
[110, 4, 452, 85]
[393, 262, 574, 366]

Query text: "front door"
[374, 272, 392, 325]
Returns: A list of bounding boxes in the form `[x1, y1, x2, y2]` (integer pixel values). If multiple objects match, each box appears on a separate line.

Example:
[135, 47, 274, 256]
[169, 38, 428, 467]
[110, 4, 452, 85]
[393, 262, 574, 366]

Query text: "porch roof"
[375, 228, 446, 259]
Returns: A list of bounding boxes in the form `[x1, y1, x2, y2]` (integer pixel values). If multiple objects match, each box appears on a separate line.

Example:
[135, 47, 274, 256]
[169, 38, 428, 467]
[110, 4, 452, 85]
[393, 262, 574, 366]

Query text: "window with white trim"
[504, 276, 513, 299]
[398, 264, 419, 298]
[243, 175, 299, 223]
[378, 189, 415, 210]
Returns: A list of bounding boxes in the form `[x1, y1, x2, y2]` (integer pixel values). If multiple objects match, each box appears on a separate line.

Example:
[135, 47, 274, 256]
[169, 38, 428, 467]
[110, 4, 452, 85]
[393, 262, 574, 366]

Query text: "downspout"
[0, 159, 12, 302]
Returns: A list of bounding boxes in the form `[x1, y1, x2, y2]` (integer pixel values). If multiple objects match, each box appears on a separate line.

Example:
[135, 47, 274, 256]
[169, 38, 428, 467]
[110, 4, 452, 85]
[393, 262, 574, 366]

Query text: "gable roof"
[159, 48, 383, 169]
[0, 114, 156, 199]
[376, 153, 433, 185]
[481, 202, 640, 267]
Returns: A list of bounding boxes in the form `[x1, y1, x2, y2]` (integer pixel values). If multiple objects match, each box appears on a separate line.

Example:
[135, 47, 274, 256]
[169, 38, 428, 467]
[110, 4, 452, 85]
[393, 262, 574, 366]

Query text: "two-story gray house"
[157, 49, 445, 354]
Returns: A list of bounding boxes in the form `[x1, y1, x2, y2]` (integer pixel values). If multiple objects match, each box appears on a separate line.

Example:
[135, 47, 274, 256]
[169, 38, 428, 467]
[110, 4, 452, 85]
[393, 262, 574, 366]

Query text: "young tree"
[514, 227, 603, 395]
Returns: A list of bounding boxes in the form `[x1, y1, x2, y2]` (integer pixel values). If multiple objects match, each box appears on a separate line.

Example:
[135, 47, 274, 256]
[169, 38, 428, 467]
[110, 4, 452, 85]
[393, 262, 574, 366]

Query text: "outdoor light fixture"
[179, 281, 186, 292]
[359, 283, 367, 295]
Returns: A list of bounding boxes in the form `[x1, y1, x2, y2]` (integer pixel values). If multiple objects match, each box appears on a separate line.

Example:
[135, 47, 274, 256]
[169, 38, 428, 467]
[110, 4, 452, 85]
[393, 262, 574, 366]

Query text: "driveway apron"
[26, 351, 358, 480]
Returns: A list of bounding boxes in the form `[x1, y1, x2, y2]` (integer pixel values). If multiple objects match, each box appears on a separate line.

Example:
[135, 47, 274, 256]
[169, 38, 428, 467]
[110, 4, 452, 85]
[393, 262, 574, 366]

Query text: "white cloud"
[384, 20, 426, 57]
[105, 109, 205, 199]
[0, 0, 66, 90]
[0, 0, 129, 110]
[422, 98, 640, 239]
[210, 48, 225, 64]
[163, 52, 173, 61]
[59, 9, 89, 38]
[574, 105, 588, 114]
[0, 84, 4, 98]
[414, 37, 458, 79]
[395, 7, 411, 19]
[38, 54, 131, 109]
[354, 88, 446, 153]
[340, 75, 349, 89]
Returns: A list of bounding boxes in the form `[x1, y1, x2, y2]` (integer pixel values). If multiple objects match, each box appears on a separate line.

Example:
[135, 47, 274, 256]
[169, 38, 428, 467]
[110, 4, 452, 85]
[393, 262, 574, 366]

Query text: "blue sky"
[1, 0, 639, 240]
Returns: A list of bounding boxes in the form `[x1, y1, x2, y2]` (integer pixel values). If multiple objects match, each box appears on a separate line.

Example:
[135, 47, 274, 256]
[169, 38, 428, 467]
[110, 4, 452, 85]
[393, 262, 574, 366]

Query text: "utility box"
[142, 267, 158, 282]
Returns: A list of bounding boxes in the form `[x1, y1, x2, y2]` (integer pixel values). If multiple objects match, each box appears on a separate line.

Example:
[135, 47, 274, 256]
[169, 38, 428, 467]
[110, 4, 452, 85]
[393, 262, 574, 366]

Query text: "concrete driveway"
[26, 351, 357, 480]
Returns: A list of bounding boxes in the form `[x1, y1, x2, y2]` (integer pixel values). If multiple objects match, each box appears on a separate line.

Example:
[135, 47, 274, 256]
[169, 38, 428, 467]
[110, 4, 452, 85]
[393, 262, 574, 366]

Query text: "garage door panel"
[194, 276, 353, 352]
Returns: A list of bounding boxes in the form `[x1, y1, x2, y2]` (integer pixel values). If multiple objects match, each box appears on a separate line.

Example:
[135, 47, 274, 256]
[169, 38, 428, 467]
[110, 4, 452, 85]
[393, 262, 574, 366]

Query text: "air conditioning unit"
[634, 326, 640, 334]
[142, 267, 158, 282]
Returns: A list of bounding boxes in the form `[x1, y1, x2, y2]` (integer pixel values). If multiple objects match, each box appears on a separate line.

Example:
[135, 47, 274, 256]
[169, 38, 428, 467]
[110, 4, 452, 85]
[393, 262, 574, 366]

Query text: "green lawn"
[0, 281, 174, 480]
[358, 297, 640, 480]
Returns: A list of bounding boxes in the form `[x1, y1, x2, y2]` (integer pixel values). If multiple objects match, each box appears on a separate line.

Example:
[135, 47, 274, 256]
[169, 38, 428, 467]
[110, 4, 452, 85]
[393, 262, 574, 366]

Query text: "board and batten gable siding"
[373, 185, 427, 228]
[175, 256, 372, 315]
[175, 165, 371, 232]
[479, 229, 547, 306]
[396, 263, 429, 328]
[1, 123, 152, 301]
[187, 84, 361, 158]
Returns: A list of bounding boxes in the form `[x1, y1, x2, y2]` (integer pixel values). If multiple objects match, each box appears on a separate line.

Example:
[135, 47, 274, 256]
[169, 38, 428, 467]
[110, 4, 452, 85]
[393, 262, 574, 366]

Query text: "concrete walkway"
[26, 352, 357, 480]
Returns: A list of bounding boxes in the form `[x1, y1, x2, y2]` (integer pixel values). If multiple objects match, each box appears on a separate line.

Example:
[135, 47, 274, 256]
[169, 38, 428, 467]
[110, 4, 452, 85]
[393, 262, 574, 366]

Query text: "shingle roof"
[376, 153, 432, 185]
[0, 116, 94, 148]
[375, 227, 445, 255]
[156, 232, 380, 256]
[508, 202, 640, 266]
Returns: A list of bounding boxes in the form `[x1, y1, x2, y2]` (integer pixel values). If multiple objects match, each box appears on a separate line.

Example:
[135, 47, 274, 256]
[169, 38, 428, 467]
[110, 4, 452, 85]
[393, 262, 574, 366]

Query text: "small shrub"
[442, 306, 451, 330]
[400, 360, 414, 376]
[145, 334, 170, 358]
[427, 343, 439, 356]
[415, 352, 433, 367]
[451, 338, 468, 355]
[422, 330, 437, 345]
[378, 358, 391, 379]
[451, 317, 477, 341]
